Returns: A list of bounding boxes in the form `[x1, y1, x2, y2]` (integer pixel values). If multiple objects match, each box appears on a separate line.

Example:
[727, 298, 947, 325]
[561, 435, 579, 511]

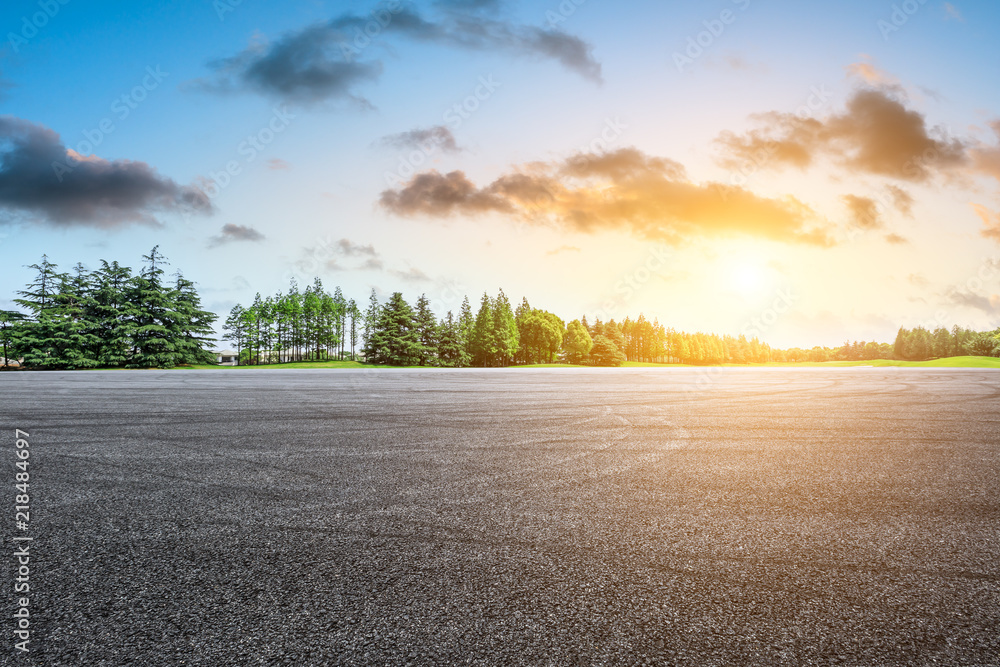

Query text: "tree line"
[0, 249, 216, 369]
[221, 286, 781, 367]
[221, 279, 361, 365]
[4, 268, 999, 370]
[218, 286, 1000, 368]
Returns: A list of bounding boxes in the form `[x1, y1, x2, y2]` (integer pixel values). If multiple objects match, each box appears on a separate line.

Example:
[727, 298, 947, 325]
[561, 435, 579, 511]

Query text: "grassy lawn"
[615, 357, 1000, 369]
[181, 360, 379, 370]
[172, 356, 1000, 370]
[813, 356, 1000, 368]
[636, 356, 1000, 369]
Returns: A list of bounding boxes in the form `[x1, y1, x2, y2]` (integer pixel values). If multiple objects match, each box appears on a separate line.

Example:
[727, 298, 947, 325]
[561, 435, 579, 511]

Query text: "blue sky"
[2, 0, 999, 347]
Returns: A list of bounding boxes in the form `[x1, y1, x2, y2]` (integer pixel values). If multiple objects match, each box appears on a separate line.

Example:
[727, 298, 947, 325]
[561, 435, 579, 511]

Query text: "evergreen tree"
[603, 320, 626, 354]
[413, 293, 438, 366]
[491, 289, 519, 367]
[0, 310, 26, 367]
[470, 293, 496, 366]
[127, 246, 181, 368]
[362, 289, 382, 362]
[348, 298, 360, 360]
[14, 258, 99, 369]
[893, 327, 907, 360]
[458, 295, 474, 365]
[589, 334, 626, 366]
[371, 292, 419, 366]
[16, 255, 60, 314]
[223, 305, 248, 365]
[91, 260, 136, 367]
[332, 286, 347, 360]
[436, 311, 466, 367]
[172, 274, 218, 364]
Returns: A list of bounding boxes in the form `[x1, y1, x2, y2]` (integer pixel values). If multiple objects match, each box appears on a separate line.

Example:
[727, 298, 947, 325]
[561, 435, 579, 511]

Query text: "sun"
[728, 261, 766, 296]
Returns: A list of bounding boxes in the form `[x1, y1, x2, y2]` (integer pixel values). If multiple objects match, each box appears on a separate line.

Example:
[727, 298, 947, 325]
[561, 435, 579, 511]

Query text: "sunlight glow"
[728, 261, 766, 296]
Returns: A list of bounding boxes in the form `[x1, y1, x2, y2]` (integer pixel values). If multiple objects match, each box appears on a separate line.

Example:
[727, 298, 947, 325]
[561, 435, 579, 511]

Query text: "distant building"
[214, 350, 239, 366]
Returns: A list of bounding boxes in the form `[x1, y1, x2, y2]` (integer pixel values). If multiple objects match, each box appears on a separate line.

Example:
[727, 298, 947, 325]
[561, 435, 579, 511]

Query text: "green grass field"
[183, 360, 375, 370]
[619, 356, 1000, 369]
[174, 356, 1000, 370]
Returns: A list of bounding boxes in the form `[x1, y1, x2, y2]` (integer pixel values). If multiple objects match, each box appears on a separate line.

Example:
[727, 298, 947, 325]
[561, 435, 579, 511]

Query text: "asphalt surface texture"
[1, 367, 999, 666]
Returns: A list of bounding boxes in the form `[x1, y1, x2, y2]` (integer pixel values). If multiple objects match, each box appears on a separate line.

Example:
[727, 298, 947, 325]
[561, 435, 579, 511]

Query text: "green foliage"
[889, 325, 989, 361]
[368, 292, 421, 366]
[969, 331, 999, 357]
[8, 250, 216, 369]
[515, 301, 564, 364]
[436, 311, 467, 367]
[470, 293, 496, 366]
[0, 310, 27, 367]
[589, 335, 626, 366]
[491, 289, 519, 366]
[413, 294, 438, 366]
[13, 256, 995, 371]
[562, 319, 593, 364]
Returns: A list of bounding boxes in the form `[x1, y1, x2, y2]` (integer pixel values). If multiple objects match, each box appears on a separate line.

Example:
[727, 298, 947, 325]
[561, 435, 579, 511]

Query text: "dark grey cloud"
[0, 116, 213, 227]
[190, 27, 383, 104]
[209, 223, 265, 247]
[379, 125, 460, 153]
[192, 4, 600, 104]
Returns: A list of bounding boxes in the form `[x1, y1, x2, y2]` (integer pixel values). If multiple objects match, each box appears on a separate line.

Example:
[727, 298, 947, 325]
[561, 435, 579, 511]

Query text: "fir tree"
[172, 274, 218, 365]
[413, 293, 438, 366]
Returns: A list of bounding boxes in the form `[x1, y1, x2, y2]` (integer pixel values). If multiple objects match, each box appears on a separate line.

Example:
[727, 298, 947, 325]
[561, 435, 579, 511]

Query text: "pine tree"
[362, 289, 382, 362]
[893, 327, 907, 360]
[127, 246, 182, 368]
[172, 274, 218, 365]
[589, 334, 626, 366]
[470, 292, 496, 366]
[413, 293, 438, 366]
[348, 298, 360, 360]
[0, 310, 26, 367]
[332, 286, 346, 360]
[223, 305, 248, 364]
[371, 292, 419, 366]
[436, 311, 466, 367]
[492, 289, 519, 367]
[14, 257, 99, 369]
[458, 295, 474, 366]
[91, 260, 136, 367]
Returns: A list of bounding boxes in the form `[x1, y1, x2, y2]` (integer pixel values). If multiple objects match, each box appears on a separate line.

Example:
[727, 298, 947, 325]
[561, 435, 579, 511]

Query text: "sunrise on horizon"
[1, 0, 998, 348]
[2, 2, 999, 664]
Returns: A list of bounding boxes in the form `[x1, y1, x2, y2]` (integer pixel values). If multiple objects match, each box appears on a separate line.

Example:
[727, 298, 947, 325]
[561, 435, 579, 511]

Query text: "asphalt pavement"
[2, 368, 998, 665]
